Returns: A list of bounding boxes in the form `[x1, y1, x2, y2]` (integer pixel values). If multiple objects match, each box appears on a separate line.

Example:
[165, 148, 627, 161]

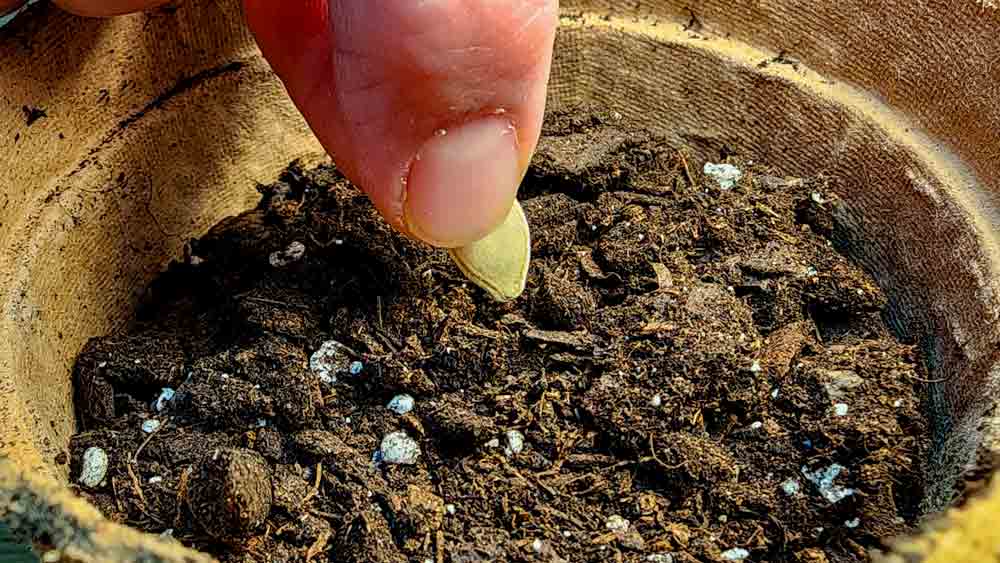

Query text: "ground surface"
[68, 107, 930, 563]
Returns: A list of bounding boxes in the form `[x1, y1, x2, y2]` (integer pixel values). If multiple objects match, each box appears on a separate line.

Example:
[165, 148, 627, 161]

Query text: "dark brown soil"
[68, 106, 930, 563]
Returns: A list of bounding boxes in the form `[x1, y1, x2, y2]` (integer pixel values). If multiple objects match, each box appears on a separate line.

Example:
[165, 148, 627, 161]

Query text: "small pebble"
[160, 529, 174, 539]
[894, 399, 903, 407]
[718, 514, 728, 523]
[721, 547, 750, 561]
[781, 478, 801, 496]
[153, 387, 176, 412]
[749, 360, 762, 373]
[562, 530, 572, 538]
[309, 340, 349, 384]
[531, 539, 544, 554]
[605, 514, 630, 532]
[504, 430, 525, 457]
[805, 266, 819, 276]
[42, 551, 60, 563]
[845, 518, 860, 528]
[148, 476, 163, 484]
[750, 421, 763, 430]
[485, 438, 501, 448]
[349, 360, 364, 375]
[771, 387, 780, 399]
[387, 394, 415, 415]
[646, 555, 674, 563]
[79, 446, 108, 488]
[378, 431, 421, 465]
[446, 504, 456, 515]
[269, 241, 306, 267]
[141, 419, 161, 434]
[649, 394, 662, 408]
[811, 191, 826, 204]
[834, 403, 849, 417]
[703, 162, 743, 190]
[257, 419, 268, 428]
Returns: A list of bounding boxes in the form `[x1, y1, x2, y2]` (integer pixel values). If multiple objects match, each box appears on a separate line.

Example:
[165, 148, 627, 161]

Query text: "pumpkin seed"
[449, 200, 531, 302]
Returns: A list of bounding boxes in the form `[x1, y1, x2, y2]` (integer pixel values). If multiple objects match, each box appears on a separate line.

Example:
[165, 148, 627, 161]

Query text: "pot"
[2, 1, 998, 560]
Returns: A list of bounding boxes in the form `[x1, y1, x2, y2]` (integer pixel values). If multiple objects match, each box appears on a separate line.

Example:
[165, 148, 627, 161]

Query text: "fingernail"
[404, 116, 522, 248]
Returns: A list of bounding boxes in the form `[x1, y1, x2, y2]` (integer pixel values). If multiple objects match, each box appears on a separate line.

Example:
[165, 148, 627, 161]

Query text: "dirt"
[67, 106, 930, 563]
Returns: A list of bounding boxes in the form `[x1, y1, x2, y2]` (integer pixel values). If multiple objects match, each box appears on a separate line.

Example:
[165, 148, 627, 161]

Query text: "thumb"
[243, 0, 558, 248]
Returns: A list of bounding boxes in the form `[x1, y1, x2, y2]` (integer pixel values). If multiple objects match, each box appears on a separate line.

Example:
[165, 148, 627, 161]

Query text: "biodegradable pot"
[1, 1, 999, 561]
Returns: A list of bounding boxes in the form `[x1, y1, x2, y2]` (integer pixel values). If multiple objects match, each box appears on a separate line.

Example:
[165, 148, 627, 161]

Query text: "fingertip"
[52, 0, 172, 17]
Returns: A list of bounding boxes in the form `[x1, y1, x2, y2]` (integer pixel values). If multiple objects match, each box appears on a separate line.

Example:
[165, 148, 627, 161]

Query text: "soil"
[68, 106, 930, 563]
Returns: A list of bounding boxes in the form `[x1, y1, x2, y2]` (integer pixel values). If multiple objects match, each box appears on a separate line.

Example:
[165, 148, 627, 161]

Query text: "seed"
[449, 201, 531, 302]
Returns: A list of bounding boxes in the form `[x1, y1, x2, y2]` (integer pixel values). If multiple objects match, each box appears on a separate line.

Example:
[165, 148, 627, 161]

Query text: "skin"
[2, 0, 559, 248]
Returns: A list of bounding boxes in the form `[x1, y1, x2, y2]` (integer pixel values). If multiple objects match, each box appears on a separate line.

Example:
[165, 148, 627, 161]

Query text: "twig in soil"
[457, 323, 503, 340]
[133, 420, 163, 464]
[308, 233, 341, 249]
[122, 419, 168, 525]
[772, 230, 799, 244]
[111, 476, 126, 514]
[299, 462, 323, 508]
[272, 521, 293, 538]
[678, 150, 694, 186]
[373, 328, 401, 354]
[755, 202, 782, 220]
[126, 462, 166, 525]
[240, 295, 310, 310]
[647, 435, 687, 471]
[905, 371, 949, 384]
[540, 505, 589, 531]
[174, 467, 192, 528]
[305, 530, 331, 562]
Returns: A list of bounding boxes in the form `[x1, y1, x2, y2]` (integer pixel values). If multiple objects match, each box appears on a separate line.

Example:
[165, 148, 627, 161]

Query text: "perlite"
[449, 201, 530, 302]
[79, 446, 108, 489]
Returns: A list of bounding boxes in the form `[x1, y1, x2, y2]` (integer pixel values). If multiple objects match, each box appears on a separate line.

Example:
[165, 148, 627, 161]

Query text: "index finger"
[52, 0, 172, 17]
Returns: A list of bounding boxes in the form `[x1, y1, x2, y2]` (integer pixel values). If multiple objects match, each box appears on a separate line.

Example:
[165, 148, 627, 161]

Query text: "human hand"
[2, 0, 559, 249]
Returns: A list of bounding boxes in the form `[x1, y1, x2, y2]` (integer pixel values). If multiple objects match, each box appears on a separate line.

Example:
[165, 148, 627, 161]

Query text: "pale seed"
[449, 200, 531, 302]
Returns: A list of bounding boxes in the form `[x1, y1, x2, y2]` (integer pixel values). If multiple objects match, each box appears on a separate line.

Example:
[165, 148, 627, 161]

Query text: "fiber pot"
[1, 1, 999, 561]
